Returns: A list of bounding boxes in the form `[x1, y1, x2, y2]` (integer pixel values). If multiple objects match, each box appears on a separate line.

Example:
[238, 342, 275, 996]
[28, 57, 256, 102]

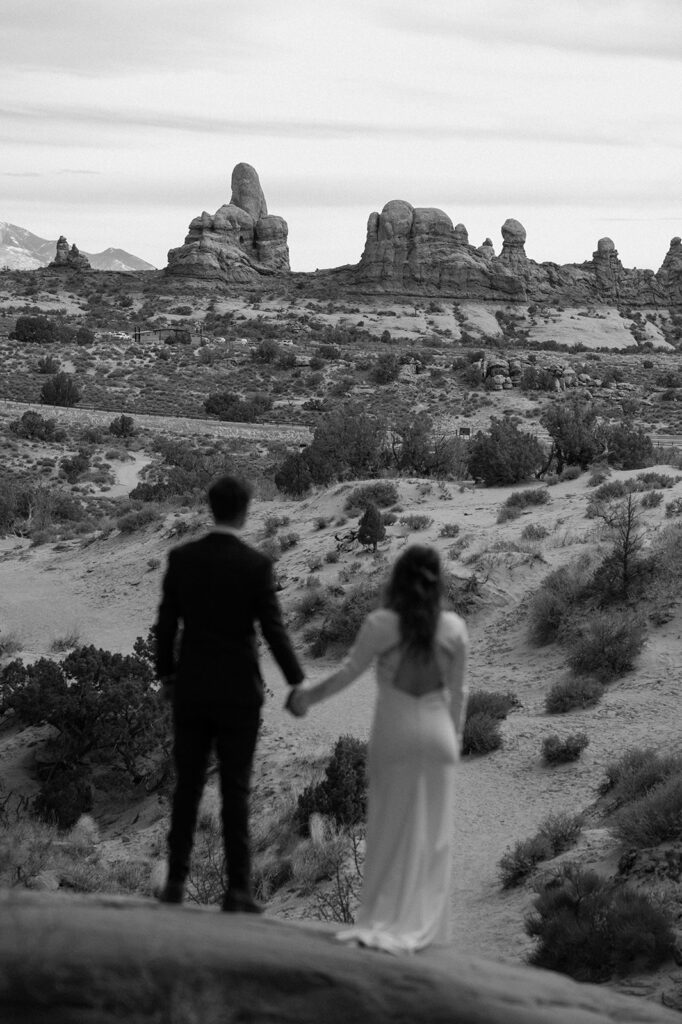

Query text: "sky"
[1, 0, 681, 272]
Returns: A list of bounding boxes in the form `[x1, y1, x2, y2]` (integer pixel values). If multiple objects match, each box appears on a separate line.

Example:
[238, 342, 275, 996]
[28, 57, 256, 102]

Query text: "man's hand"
[286, 688, 308, 718]
[159, 675, 175, 703]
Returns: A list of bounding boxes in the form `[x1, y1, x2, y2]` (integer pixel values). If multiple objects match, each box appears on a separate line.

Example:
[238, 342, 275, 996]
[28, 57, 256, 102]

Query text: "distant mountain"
[0, 222, 155, 272]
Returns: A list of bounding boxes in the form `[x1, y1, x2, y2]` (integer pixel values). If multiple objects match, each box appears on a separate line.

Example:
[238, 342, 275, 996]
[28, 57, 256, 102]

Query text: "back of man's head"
[208, 475, 252, 525]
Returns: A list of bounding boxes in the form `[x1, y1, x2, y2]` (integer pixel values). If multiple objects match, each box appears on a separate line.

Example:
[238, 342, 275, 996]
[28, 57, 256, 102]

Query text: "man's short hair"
[208, 476, 253, 523]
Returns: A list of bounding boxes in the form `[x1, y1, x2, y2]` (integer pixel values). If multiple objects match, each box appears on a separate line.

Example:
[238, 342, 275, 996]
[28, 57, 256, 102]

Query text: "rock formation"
[163, 165, 681, 304]
[166, 163, 289, 283]
[49, 236, 91, 271]
[2, 891, 679, 1024]
[657, 237, 682, 306]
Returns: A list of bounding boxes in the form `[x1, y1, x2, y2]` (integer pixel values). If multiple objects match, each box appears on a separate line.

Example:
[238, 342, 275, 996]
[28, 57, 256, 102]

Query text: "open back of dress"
[391, 648, 443, 697]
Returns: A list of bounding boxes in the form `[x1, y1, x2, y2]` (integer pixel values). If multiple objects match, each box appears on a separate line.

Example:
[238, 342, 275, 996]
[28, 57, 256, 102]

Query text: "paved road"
[0, 399, 313, 445]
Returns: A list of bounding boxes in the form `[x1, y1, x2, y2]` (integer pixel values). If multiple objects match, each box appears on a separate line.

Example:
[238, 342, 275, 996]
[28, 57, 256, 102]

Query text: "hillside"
[1, 443, 682, 1006]
[0, 222, 155, 272]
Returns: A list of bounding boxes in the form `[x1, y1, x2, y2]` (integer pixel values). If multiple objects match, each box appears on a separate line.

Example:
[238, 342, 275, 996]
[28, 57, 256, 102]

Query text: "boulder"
[166, 163, 289, 282]
[1, 891, 678, 1024]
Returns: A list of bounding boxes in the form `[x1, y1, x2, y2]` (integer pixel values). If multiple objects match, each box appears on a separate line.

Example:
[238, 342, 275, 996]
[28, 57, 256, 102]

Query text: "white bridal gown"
[332, 607, 469, 954]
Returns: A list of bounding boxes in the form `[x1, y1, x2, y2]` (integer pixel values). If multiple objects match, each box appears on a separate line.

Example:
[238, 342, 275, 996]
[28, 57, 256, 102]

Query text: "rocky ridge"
[166, 162, 289, 283]
[163, 164, 681, 305]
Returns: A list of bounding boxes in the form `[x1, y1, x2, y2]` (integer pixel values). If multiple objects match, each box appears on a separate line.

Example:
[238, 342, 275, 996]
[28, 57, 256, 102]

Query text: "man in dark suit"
[155, 475, 304, 912]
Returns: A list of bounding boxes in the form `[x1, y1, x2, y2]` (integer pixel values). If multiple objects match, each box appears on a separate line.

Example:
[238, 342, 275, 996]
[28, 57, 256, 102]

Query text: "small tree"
[592, 493, 647, 598]
[540, 397, 602, 474]
[372, 352, 400, 384]
[39, 372, 81, 408]
[9, 315, 58, 344]
[274, 453, 313, 496]
[75, 326, 95, 347]
[357, 503, 385, 551]
[468, 417, 545, 486]
[109, 414, 136, 438]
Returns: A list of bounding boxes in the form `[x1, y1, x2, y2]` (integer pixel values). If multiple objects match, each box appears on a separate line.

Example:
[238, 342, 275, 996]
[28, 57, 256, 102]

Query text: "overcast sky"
[2, 0, 680, 271]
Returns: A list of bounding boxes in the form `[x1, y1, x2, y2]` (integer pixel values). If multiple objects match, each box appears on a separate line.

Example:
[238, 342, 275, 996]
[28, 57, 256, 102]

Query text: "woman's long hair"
[385, 545, 442, 657]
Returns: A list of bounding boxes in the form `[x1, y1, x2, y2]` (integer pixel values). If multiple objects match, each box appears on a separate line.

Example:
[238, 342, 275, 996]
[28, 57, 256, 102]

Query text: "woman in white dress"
[289, 545, 468, 953]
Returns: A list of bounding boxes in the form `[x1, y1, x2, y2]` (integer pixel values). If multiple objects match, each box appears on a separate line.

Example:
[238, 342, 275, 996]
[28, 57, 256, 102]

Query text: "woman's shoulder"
[437, 610, 468, 644]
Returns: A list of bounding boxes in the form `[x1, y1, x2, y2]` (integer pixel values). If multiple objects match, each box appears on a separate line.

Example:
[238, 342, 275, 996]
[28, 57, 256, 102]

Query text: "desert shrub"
[251, 339, 281, 363]
[0, 634, 170, 828]
[399, 514, 433, 531]
[109, 414, 136, 438]
[285, 402, 387, 485]
[461, 712, 503, 756]
[567, 609, 646, 682]
[525, 863, 675, 981]
[640, 489, 663, 508]
[587, 465, 611, 487]
[636, 471, 679, 489]
[60, 449, 90, 483]
[276, 350, 297, 370]
[36, 355, 60, 374]
[296, 736, 367, 832]
[665, 497, 682, 518]
[263, 513, 290, 537]
[497, 488, 549, 523]
[39, 372, 81, 408]
[204, 390, 272, 423]
[466, 690, 518, 721]
[603, 422, 653, 470]
[372, 352, 400, 384]
[521, 523, 549, 541]
[545, 676, 604, 714]
[558, 465, 582, 481]
[541, 732, 589, 765]
[612, 776, 682, 847]
[312, 578, 382, 656]
[440, 522, 460, 538]
[324, 549, 339, 564]
[295, 587, 330, 622]
[527, 558, 593, 646]
[601, 748, 682, 804]
[344, 481, 398, 511]
[278, 531, 299, 550]
[468, 417, 545, 486]
[75, 326, 95, 347]
[274, 454, 313, 496]
[390, 411, 469, 478]
[10, 314, 58, 344]
[499, 812, 583, 889]
[116, 507, 161, 533]
[9, 410, 65, 442]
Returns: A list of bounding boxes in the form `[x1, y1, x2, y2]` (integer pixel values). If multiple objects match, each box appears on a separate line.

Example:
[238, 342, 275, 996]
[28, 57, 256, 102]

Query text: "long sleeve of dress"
[331, 612, 391, 689]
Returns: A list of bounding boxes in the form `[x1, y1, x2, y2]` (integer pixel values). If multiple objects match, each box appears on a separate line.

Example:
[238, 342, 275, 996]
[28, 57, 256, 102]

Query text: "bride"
[289, 545, 468, 953]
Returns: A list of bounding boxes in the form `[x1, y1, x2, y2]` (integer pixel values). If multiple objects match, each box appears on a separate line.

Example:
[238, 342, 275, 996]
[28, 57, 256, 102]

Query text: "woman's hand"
[286, 687, 309, 718]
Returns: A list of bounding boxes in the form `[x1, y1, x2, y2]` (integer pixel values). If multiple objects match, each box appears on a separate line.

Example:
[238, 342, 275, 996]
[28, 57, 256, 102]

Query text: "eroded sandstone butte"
[166, 162, 289, 283]
[164, 164, 681, 305]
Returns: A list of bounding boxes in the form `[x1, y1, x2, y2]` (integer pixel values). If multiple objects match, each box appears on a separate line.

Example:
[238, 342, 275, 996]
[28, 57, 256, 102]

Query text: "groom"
[155, 475, 304, 911]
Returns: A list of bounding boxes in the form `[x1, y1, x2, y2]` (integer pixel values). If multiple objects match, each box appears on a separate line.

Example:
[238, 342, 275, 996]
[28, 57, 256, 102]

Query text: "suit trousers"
[167, 701, 261, 895]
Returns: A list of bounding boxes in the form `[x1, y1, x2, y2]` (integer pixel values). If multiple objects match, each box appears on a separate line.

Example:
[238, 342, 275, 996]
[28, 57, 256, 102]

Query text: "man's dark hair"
[208, 476, 252, 523]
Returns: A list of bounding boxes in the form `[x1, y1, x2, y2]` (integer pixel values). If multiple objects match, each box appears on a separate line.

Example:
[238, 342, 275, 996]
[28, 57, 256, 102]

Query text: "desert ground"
[1, 272, 682, 1010]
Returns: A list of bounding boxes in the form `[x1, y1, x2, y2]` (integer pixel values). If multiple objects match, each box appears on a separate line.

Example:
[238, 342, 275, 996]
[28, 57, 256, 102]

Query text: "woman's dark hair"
[385, 545, 442, 656]
[208, 475, 252, 523]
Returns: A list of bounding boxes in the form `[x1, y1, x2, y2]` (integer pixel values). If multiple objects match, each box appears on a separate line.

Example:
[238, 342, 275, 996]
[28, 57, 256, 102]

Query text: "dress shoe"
[158, 880, 184, 904]
[221, 889, 263, 914]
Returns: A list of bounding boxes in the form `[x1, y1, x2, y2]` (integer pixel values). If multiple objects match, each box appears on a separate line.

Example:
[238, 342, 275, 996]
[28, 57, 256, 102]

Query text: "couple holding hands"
[156, 476, 468, 953]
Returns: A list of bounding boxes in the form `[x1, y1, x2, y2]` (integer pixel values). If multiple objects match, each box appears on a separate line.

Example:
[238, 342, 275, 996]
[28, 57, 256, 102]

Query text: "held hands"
[286, 687, 310, 718]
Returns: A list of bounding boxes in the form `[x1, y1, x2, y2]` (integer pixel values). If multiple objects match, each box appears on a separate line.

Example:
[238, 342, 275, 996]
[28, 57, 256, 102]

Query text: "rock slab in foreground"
[0, 891, 679, 1024]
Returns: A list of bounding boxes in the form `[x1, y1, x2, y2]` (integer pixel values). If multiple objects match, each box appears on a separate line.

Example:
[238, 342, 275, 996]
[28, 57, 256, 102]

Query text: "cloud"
[1, 102, 678, 150]
[3, 0, 264, 74]
[0, 171, 41, 177]
[382, 0, 682, 62]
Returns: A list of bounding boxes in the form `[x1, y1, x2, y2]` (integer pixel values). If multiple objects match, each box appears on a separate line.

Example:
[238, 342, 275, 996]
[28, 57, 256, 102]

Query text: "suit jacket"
[155, 531, 304, 708]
